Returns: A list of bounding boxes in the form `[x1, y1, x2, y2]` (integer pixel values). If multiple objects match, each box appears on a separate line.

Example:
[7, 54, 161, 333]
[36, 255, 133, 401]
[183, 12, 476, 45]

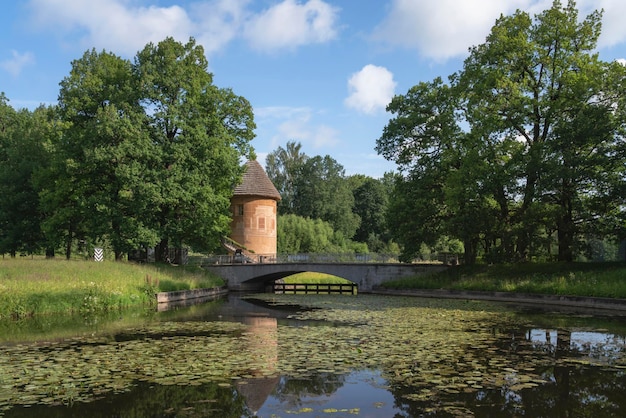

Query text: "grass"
[4, 259, 625, 319]
[281, 272, 353, 284]
[278, 272, 356, 294]
[0, 258, 224, 320]
[381, 262, 626, 298]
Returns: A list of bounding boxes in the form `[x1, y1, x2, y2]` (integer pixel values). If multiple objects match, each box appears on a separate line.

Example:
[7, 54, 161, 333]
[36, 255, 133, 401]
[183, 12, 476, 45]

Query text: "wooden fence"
[272, 283, 357, 295]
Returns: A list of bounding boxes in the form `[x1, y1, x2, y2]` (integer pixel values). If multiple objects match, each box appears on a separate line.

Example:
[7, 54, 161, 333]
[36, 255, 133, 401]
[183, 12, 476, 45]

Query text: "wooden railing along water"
[272, 283, 357, 295]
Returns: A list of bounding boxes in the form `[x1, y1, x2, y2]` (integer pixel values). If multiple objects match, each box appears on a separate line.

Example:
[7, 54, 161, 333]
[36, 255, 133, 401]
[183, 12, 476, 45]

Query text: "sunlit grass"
[381, 262, 626, 298]
[0, 258, 223, 319]
[281, 272, 353, 284]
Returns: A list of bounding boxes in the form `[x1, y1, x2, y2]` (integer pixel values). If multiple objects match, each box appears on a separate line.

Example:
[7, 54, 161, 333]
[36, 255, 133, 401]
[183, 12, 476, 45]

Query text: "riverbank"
[376, 262, 626, 311]
[0, 258, 223, 320]
[2, 259, 626, 319]
[373, 288, 626, 312]
[380, 262, 626, 297]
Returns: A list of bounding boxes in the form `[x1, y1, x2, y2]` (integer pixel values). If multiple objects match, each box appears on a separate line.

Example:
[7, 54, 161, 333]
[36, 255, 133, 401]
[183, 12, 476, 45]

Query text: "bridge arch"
[202, 263, 448, 292]
[236, 269, 355, 291]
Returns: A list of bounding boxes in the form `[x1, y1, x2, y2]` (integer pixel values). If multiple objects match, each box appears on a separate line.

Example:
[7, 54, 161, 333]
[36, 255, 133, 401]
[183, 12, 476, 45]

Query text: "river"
[1, 293, 626, 417]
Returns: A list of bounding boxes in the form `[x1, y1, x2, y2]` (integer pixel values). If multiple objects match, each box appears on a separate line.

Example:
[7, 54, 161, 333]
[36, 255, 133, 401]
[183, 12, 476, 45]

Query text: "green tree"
[292, 155, 360, 239]
[351, 176, 389, 250]
[42, 37, 255, 261]
[266, 142, 362, 241]
[47, 48, 158, 260]
[377, 78, 481, 262]
[0, 99, 49, 256]
[378, 0, 626, 263]
[0, 95, 20, 256]
[277, 213, 344, 253]
[458, 0, 625, 261]
[134, 37, 255, 261]
[265, 140, 308, 214]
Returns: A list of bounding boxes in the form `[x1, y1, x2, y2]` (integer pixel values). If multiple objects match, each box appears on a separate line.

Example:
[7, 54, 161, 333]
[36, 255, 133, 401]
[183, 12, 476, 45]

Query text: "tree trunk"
[463, 238, 478, 265]
[515, 232, 530, 262]
[557, 182, 575, 262]
[515, 142, 541, 262]
[557, 216, 574, 262]
[155, 238, 169, 263]
[65, 224, 73, 260]
[554, 330, 572, 417]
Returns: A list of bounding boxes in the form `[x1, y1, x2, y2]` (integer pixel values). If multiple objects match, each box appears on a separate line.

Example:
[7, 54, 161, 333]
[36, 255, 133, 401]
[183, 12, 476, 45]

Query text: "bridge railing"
[194, 252, 462, 266]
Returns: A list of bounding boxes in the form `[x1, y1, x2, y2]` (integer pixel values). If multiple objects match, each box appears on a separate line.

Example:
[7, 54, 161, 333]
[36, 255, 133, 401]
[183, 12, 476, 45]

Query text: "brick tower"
[229, 160, 281, 258]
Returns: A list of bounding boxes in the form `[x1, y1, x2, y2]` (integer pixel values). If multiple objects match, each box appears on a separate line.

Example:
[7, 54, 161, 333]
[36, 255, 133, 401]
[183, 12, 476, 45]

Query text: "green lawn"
[0, 258, 223, 319]
[3, 259, 625, 319]
[381, 262, 626, 298]
[281, 272, 353, 284]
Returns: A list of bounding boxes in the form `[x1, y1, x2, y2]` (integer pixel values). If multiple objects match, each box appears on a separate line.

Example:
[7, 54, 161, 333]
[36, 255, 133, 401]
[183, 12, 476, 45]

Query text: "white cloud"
[27, 0, 340, 57]
[243, 0, 339, 51]
[1, 50, 35, 76]
[311, 124, 339, 148]
[617, 58, 626, 66]
[372, 0, 551, 61]
[256, 106, 339, 149]
[276, 110, 339, 148]
[581, 0, 626, 49]
[372, 0, 626, 61]
[192, 0, 251, 55]
[254, 106, 313, 120]
[344, 64, 396, 114]
[28, 0, 193, 56]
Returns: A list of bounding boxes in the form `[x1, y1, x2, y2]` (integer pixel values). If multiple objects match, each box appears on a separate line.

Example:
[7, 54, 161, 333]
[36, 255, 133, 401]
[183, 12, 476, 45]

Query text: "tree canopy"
[1, 37, 255, 260]
[377, 0, 626, 264]
[266, 142, 360, 240]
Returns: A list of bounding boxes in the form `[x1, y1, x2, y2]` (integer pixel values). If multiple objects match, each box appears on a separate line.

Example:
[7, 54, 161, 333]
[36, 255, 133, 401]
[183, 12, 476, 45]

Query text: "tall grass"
[381, 262, 626, 298]
[0, 259, 223, 320]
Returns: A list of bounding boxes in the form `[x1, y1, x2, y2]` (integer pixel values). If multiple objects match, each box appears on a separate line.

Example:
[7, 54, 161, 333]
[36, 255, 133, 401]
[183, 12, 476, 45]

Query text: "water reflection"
[236, 315, 279, 415]
[4, 381, 250, 418]
[1, 295, 626, 417]
[528, 328, 626, 363]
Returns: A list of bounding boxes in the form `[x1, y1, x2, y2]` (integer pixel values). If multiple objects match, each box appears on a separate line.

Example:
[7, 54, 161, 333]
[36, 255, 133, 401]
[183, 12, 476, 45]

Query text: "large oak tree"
[377, 0, 626, 263]
[41, 37, 255, 260]
[134, 37, 255, 261]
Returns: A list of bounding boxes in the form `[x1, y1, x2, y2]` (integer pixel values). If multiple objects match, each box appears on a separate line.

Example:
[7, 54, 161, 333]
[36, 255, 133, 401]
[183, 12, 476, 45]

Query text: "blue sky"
[2, 0, 626, 178]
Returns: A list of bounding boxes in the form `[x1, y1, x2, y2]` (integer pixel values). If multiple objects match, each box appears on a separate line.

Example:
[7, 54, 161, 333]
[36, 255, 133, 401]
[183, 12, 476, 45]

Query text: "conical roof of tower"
[233, 160, 281, 201]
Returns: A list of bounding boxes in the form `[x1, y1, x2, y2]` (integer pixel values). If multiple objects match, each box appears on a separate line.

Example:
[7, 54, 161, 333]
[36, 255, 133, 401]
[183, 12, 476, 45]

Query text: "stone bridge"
[202, 262, 448, 292]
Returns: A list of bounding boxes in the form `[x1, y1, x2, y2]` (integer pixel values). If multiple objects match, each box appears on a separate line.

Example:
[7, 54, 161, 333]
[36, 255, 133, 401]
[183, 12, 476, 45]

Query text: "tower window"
[236, 204, 244, 216]
[258, 217, 266, 230]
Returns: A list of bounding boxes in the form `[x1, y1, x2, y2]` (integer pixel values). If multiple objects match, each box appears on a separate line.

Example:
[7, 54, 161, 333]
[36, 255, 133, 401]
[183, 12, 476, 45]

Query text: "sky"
[2, 0, 626, 178]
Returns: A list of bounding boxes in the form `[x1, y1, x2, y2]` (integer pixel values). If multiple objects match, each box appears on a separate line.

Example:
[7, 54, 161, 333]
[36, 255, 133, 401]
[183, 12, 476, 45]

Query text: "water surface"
[1, 294, 626, 417]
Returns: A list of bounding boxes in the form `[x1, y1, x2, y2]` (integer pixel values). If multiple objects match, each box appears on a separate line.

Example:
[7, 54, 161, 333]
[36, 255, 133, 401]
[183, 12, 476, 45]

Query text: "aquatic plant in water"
[0, 295, 625, 415]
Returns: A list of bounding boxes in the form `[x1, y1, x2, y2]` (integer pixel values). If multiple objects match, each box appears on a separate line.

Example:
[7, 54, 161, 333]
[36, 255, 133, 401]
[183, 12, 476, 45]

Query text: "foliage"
[134, 37, 254, 260]
[0, 100, 42, 255]
[266, 140, 308, 214]
[3, 294, 625, 415]
[47, 48, 159, 260]
[2, 37, 255, 261]
[266, 142, 362, 242]
[377, 0, 626, 264]
[351, 175, 390, 250]
[277, 213, 347, 253]
[381, 262, 626, 298]
[292, 155, 360, 239]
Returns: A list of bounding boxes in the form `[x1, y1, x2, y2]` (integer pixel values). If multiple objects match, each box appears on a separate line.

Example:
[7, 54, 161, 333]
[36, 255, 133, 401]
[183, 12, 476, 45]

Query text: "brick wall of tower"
[229, 196, 278, 255]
